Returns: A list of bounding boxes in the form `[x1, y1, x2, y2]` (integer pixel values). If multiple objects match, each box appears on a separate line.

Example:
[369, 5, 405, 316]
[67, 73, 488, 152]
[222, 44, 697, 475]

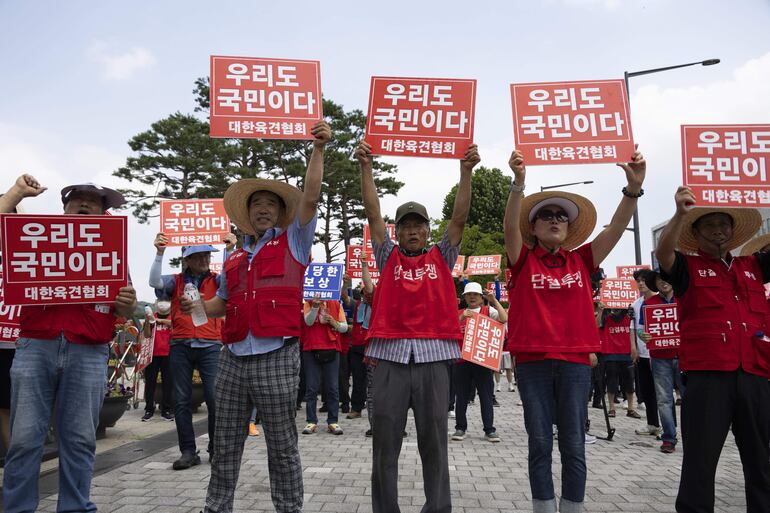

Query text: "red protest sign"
[210, 262, 223, 275]
[642, 303, 680, 350]
[209, 56, 322, 140]
[461, 312, 505, 371]
[365, 76, 476, 159]
[599, 278, 639, 309]
[487, 281, 508, 303]
[616, 265, 651, 279]
[346, 245, 380, 281]
[0, 214, 128, 306]
[135, 328, 155, 373]
[452, 255, 465, 277]
[466, 255, 501, 276]
[363, 223, 396, 250]
[510, 79, 634, 166]
[0, 270, 22, 343]
[681, 125, 770, 208]
[159, 199, 230, 247]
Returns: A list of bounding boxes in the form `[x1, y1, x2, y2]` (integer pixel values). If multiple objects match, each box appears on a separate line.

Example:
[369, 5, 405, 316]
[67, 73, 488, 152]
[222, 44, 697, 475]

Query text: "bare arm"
[361, 248, 374, 294]
[297, 121, 332, 226]
[447, 144, 480, 246]
[655, 186, 696, 274]
[503, 150, 526, 266]
[0, 174, 47, 213]
[484, 290, 508, 323]
[590, 148, 646, 267]
[356, 140, 386, 247]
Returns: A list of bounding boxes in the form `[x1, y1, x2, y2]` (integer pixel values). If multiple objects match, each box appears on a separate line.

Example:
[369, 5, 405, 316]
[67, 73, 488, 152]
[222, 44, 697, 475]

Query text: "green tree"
[441, 166, 510, 234]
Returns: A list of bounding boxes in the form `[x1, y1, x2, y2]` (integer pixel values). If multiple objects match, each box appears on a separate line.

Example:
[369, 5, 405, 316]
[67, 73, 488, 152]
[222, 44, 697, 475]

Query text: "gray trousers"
[371, 359, 452, 513]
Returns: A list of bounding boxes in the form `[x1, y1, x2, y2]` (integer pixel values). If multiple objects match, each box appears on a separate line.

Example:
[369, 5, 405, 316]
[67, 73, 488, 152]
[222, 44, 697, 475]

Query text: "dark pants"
[371, 359, 451, 513]
[349, 346, 367, 412]
[339, 351, 350, 408]
[302, 351, 339, 425]
[454, 362, 495, 434]
[637, 357, 659, 427]
[676, 369, 770, 513]
[144, 355, 173, 414]
[170, 343, 220, 455]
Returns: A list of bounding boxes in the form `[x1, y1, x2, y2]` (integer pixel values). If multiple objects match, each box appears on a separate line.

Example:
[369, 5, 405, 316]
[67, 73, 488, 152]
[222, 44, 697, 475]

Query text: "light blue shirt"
[218, 214, 317, 356]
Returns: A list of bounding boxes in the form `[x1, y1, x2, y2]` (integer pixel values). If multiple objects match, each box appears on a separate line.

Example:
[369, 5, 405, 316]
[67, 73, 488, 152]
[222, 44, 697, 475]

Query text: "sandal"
[608, 410, 616, 418]
[627, 410, 641, 419]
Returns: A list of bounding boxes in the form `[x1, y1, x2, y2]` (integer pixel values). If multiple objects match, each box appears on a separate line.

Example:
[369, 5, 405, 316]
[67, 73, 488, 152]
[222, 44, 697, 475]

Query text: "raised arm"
[655, 186, 696, 274]
[484, 289, 508, 323]
[589, 148, 646, 267]
[0, 174, 47, 213]
[361, 247, 374, 294]
[356, 140, 386, 247]
[503, 150, 526, 266]
[447, 144, 480, 246]
[297, 121, 332, 226]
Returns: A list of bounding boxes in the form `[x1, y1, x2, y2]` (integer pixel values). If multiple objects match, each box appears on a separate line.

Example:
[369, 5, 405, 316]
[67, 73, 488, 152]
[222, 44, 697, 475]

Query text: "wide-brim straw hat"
[678, 207, 762, 253]
[519, 191, 597, 251]
[740, 233, 770, 257]
[223, 179, 302, 235]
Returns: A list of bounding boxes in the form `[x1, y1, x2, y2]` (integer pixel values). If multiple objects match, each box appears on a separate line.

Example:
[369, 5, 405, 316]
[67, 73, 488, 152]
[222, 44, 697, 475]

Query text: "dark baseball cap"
[395, 201, 430, 225]
[61, 183, 126, 210]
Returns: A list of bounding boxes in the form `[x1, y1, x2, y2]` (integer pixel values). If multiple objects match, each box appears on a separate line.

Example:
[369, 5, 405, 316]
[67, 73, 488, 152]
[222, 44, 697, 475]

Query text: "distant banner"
[599, 278, 639, 309]
[616, 264, 651, 279]
[643, 303, 680, 350]
[452, 255, 465, 277]
[303, 263, 344, 300]
[210, 56, 322, 140]
[0, 214, 128, 306]
[345, 245, 380, 282]
[160, 199, 230, 247]
[466, 255, 501, 276]
[510, 79, 634, 165]
[366, 76, 476, 159]
[362, 223, 396, 250]
[461, 312, 505, 371]
[487, 281, 508, 303]
[681, 124, 770, 207]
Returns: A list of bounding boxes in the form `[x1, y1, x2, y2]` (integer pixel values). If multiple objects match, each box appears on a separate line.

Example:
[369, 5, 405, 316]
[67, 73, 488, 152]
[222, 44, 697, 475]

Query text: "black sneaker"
[161, 411, 174, 421]
[141, 411, 154, 422]
[365, 429, 373, 437]
[492, 398, 500, 407]
[340, 403, 350, 414]
[173, 451, 201, 470]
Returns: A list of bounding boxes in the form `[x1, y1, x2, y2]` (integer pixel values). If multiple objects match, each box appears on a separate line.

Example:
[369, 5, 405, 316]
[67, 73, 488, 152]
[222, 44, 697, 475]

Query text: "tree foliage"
[441, 166, 510, 234]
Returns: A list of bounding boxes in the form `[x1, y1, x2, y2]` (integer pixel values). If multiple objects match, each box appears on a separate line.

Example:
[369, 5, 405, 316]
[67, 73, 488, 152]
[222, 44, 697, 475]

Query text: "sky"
[1, 0, 769, 302]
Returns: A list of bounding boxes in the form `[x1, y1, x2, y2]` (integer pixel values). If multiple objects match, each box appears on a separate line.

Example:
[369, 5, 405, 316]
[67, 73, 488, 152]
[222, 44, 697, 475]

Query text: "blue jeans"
[651, 357, 684, 445]
[517, 360, 591, 513]
[302, 351, 339, 424]
[3, 337, 108, 513]
[170, 343, 220, 454]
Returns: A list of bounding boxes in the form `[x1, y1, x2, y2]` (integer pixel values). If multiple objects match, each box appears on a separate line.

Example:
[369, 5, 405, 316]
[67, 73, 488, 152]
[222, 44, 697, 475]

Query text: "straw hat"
[740, 233, 770, 257]
[223, 179, 301, 235]
[519, 191, 597, 251]
[678, 207, 762, 253]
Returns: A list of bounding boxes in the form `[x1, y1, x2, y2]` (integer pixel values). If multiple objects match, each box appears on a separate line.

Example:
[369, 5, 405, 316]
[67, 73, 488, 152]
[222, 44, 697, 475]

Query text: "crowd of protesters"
[1, 126, 770, 513]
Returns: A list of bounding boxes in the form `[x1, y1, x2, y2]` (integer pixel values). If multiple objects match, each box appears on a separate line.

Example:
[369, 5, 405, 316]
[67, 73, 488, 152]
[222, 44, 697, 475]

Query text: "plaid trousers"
[205, 342, 302, 513]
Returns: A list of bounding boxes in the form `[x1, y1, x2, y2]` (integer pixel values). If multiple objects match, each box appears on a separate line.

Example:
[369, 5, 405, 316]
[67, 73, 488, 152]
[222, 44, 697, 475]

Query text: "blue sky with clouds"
[1, 0, 769, 301]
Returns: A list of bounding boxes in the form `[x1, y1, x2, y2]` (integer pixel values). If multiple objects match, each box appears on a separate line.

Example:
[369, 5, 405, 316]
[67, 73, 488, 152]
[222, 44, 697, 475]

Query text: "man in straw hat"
[503, 147, 646, 513]
[3, 182, 137, 513]
[180, 120, 331, 513]
[355, 139, 480, 513]
[655, 186, 770, 513]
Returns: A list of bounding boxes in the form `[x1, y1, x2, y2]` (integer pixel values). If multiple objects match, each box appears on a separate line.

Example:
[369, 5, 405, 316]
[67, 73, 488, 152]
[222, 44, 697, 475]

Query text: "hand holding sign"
[311, 121, 332, 148]
[509, 150, 526, 184]
[460, 144, 481, 173]
[616, 145, 646, 193]
[223, 232, 237, 251]
[154, 232, 168, 254]
[355, 140, 374, 169]
[115, 286, 137, 317]
[675, 186, 697, 214]
[13, 174, 47, 199]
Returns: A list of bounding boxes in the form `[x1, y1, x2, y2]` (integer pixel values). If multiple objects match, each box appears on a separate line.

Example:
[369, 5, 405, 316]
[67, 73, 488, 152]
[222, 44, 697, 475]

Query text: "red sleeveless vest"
[350, 300, 370, 347]
[642, 294, 679, 359]
[507, 245, 600, 353]
[221, 232, 306, 343]
[300, 300, 342, 351]
[367, 246, 461, 341]
[20, 303, 117, 345]
[153, 316, 171, 356]
[170, 274, 222, 341]
[601, 313, 631, 355]
[677, 252, 770, 377]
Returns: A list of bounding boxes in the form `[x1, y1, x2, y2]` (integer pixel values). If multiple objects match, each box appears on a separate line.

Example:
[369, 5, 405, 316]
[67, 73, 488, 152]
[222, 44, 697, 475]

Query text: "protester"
[150, 235, 231, 470]
[452, 282, 507, 443]
[629, 269, 662, 438]
[357, 139, 479, 513]
[597, 306, 639, 419]
[179, 120, 330, 513]
[3, 183, 137, 513]
[345, 261, 374, 422]
[655, 188, 770, 513]
[140, 300, 174, 421]
[301, 295, 348, 435]
[503, 147, 646, 513]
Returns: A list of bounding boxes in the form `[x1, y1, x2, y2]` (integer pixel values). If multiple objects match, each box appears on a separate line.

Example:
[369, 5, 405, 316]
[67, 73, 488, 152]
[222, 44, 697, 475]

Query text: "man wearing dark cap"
[150, 236, 235, 470]
[3, 183, 137, 513]
[355, 140, 480, 513]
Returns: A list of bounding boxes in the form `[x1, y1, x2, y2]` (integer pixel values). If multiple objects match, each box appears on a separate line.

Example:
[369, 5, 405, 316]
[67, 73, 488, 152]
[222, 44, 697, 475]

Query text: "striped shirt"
[365, 230, 461, 364]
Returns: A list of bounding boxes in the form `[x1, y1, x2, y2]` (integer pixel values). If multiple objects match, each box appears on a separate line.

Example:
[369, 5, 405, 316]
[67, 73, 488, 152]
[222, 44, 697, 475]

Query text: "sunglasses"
[535, 209, 569, 223]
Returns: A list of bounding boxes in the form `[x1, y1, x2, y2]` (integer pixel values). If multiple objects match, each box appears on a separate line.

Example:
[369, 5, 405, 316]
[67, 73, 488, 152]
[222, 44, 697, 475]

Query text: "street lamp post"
[540, 180, 593, 192]
[624, 58, 720, 264]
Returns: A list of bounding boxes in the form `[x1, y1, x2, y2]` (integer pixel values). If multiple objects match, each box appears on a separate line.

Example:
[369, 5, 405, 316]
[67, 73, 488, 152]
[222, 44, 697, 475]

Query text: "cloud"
[87, 41, 157, 80]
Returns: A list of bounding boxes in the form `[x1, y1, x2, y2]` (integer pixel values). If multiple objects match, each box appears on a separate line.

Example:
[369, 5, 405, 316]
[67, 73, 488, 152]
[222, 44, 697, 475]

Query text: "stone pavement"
[34, 388, 747, 513]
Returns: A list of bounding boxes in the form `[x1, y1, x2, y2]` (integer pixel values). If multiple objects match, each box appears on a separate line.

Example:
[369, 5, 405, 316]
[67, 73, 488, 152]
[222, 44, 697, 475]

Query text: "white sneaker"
[448, 410, 455, 418]
[622, 400, 628, 410]
[635, 425, 662, 436]
[508, 383, 515, 392]
[585, 434, 597, 444]
[495, 384, 501, 392]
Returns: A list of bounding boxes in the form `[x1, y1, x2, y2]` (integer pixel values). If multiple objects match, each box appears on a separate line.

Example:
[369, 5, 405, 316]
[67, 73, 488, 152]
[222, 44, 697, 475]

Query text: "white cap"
[462, 282, 483, 296]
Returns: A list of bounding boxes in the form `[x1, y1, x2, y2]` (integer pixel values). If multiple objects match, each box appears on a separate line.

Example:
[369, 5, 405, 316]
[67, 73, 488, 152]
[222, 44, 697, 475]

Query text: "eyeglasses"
[535, 209, 569, 223]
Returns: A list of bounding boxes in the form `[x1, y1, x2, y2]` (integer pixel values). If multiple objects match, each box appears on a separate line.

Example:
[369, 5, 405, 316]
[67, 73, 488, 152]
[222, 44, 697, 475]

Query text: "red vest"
[301, 300, 342, 351]
[171, 274, 222, 341]
[153, 316, 171, 356]
[507, 245, 600, 353]
[367, 246, 461, 341]
[350, 300, 370, 347]
[642, 295, 679, 359]
[221, 232, 306, 343]
[19, 303, 117, 345]
[601, 313, 631, 355]
[677, 252, 770, 377]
